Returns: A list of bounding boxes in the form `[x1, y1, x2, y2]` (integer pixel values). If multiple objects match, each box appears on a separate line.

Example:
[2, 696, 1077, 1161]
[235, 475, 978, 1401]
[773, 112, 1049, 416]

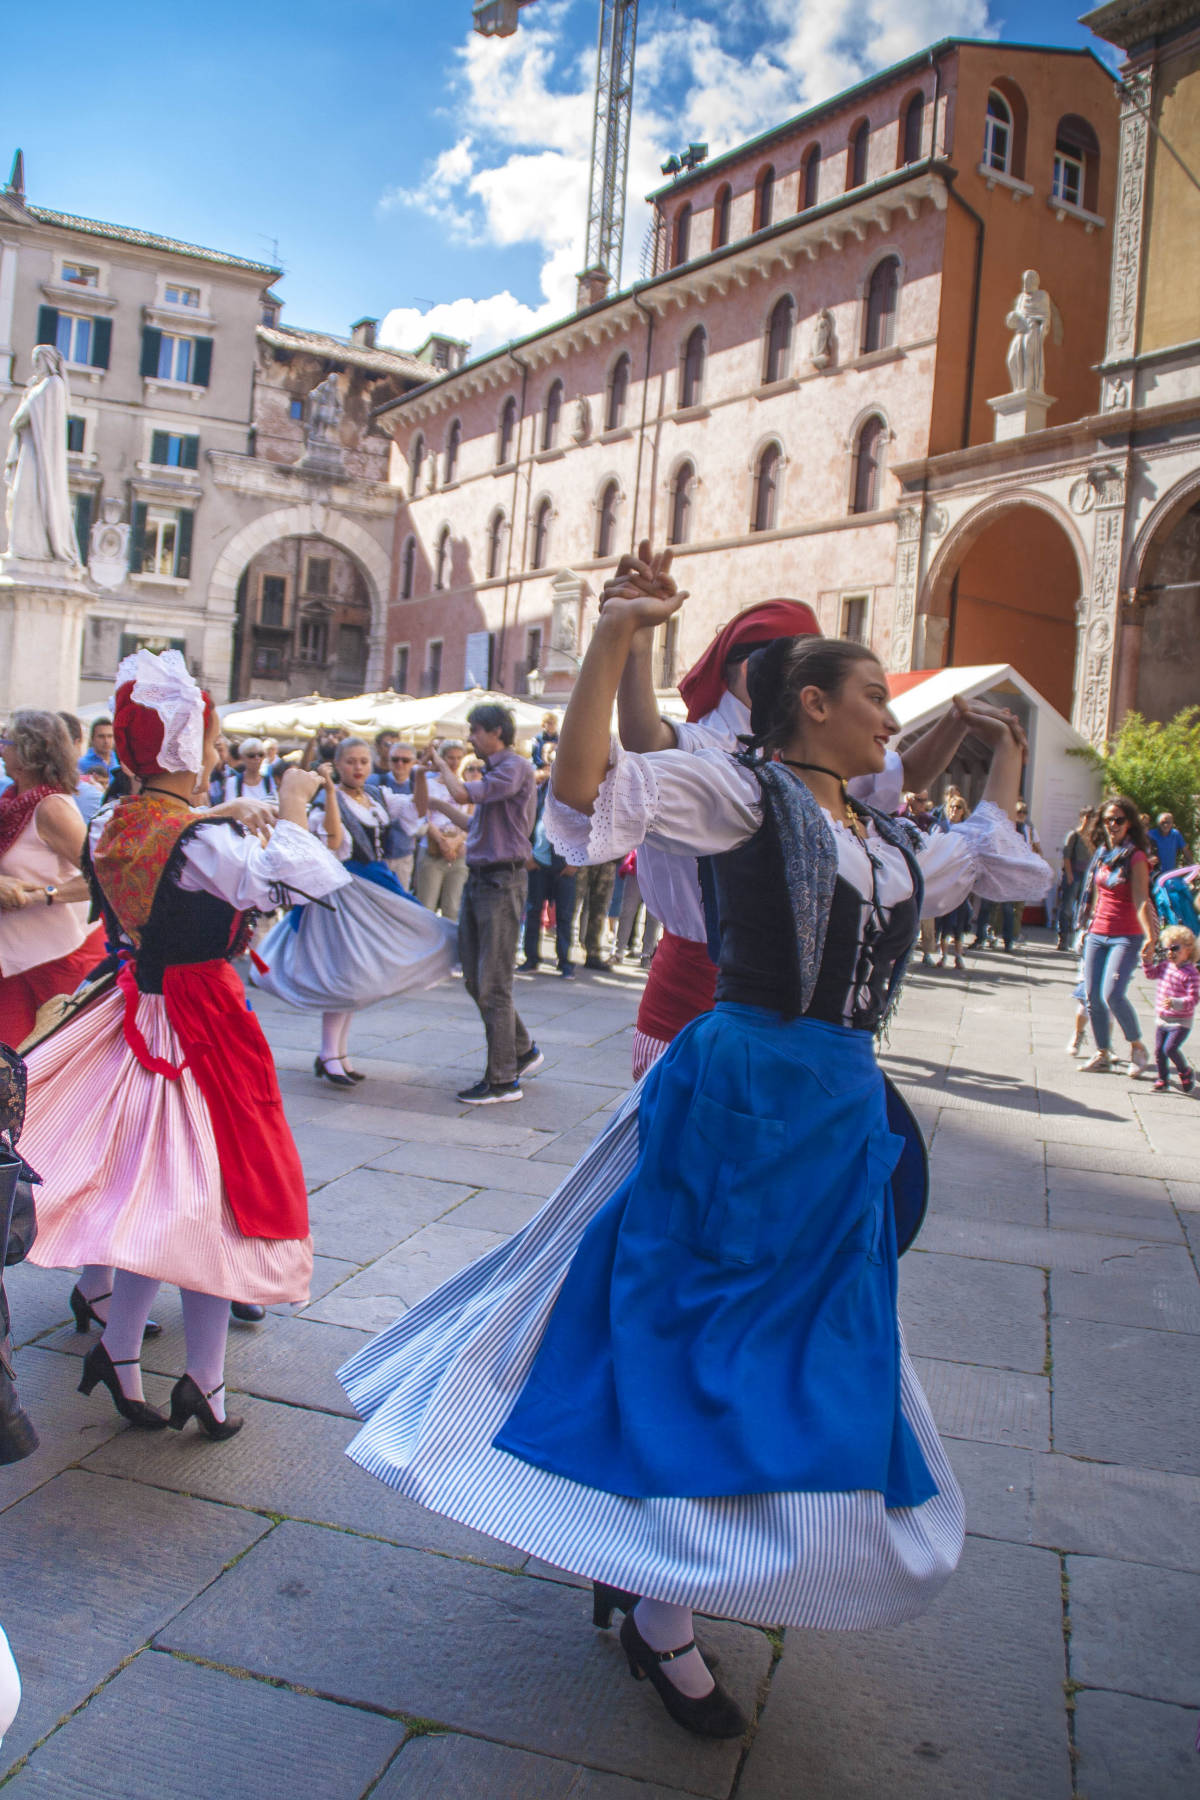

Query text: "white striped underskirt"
[341, 1087, 964, 1630]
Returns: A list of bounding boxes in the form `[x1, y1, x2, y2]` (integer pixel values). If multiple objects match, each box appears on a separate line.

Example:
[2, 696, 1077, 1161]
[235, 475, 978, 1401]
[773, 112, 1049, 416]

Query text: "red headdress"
[677, 599, 821, 723]
[111, 648, 215, 778]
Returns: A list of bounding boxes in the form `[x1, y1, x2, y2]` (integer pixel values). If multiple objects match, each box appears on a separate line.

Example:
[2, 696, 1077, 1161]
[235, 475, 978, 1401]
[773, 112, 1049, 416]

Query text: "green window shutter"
[73, 493, 92, 564]
[192, 337, 213, 387]
[182, 435, 200, 470]
[90, 318, 112, 369]
[130, 503, 148, 573]
[35, 305, 58, 346]
[150, 431, 169, 465]
[175, 509, 194, 579]
[66, 416, 86, 453]
[140, 327, 161, 379]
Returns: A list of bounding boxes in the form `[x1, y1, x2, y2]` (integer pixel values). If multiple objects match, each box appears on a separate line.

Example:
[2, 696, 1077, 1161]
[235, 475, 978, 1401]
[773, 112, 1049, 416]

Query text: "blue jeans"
[524, 861, 577, 971]
[1057, 875, 1083, 941]
[1083, 933, 1143, 1052]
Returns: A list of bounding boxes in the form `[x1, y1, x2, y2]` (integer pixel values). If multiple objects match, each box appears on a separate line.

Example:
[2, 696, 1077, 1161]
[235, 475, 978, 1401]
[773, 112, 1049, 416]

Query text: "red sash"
[635, 930, 718, 1046]
[116, 958, 308, 1241]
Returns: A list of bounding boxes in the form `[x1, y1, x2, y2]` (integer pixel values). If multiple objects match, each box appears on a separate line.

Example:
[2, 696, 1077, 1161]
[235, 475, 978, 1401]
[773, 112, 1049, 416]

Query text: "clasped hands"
[598, 539, 688, 629]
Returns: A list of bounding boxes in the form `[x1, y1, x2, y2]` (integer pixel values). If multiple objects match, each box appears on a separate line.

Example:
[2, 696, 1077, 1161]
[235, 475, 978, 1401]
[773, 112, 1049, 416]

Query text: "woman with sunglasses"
[1079, 795, 1157, 1075]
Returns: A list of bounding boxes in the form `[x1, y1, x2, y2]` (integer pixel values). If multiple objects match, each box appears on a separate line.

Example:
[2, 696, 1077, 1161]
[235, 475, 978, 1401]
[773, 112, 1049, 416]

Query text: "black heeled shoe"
[593, 1581, 639, 1628]
[230, 1301, 266, 1324]
[343, 1066, 366, 1083]
[168, 1374, 243, 1440]
[313, 1056, 355, 1090]
[77, 1341, 168, 1429]
[69, 1285, 162, 1338]
[618, 1612, 747, 1740]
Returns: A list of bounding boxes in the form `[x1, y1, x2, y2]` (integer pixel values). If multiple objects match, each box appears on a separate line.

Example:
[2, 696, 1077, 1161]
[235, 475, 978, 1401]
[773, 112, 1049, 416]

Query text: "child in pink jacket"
[1142, 924, 1199, 1092]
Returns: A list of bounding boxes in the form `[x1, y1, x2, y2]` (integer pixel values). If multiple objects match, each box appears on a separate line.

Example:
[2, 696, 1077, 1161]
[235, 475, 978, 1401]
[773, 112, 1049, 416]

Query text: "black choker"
[779, 760, 867, 838]
[140, 785, 191, 807]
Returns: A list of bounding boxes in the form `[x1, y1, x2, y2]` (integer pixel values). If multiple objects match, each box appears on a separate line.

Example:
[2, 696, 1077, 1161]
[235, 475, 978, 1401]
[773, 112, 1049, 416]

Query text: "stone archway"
[918, 492, 1088, 718]
[1125, 469, 1200, 723]
[210, 503, 392, 692]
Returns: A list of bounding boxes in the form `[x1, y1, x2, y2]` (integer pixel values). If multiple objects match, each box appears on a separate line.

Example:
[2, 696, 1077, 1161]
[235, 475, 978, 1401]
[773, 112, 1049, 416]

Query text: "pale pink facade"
[377, 39, 1116, 700]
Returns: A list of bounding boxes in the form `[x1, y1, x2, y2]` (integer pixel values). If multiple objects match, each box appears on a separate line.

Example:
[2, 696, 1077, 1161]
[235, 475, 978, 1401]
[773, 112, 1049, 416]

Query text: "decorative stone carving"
[1005, 270, 1056, 397]
[298, 374, 346, 476]
[572, 395, 593, 444]
[1103, 375, 1128, 411]
[1072, 467, 1127, 745]
[1105, 68, 1152, 366]
[88, 497, 131, 591]
[810, 309, 835, 370]
[545, 566, 590, 691]
[1069, 476, 1097, 515]
[888, 507, 922, 671]
[2, 344, 83, 571]
[926, 503, 949, 538]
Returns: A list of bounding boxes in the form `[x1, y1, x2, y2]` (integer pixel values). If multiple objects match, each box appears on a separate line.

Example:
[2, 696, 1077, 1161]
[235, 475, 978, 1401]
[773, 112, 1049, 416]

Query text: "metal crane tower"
[473, 0, 639, 289]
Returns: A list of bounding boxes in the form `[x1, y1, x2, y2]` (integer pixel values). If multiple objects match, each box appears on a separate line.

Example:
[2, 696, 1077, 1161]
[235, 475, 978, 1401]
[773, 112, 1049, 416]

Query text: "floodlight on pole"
[472, 0, 536, 37]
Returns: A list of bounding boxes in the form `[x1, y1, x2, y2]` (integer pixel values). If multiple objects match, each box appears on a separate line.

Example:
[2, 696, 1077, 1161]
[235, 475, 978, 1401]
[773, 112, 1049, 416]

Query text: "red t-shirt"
[1090, 849, 1147, 937]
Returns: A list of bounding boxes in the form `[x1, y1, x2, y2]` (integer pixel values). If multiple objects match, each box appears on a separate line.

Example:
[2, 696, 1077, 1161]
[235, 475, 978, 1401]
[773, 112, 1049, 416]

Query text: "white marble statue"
[1005, 270, 1058, 397]
[306, 373, 343, 446]
[811, 309, 835, 370]
[3, 345, 81, 567]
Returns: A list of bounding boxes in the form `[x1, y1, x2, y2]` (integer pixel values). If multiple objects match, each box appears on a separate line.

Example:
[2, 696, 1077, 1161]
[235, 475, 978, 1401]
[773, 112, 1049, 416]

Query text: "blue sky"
[1, 0, 1112, 357]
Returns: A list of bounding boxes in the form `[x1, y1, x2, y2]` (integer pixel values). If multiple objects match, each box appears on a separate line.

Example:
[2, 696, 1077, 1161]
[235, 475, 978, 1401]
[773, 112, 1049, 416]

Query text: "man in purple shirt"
[422, 703, 542, 1104]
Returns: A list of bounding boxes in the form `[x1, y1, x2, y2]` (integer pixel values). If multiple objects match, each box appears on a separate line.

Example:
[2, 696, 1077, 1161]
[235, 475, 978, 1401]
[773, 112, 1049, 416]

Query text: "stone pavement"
[1, 940, 1197, 1797]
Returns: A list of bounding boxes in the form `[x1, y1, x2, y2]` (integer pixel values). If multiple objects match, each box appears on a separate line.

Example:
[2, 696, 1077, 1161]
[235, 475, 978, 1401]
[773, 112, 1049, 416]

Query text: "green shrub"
[1073, 707, 1200, 850]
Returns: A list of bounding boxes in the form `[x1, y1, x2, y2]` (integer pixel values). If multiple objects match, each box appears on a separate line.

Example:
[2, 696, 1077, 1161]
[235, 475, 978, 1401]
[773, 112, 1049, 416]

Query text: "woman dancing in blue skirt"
[340, 559, 1050, 1738]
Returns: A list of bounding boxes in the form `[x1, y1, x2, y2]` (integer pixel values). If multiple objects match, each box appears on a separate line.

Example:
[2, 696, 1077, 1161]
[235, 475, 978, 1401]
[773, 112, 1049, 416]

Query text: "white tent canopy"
[888, 663, 1101, 856]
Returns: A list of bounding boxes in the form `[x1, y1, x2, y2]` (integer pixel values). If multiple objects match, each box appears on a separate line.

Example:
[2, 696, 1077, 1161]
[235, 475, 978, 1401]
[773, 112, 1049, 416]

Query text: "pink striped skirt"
[21, 987, 312, 1304]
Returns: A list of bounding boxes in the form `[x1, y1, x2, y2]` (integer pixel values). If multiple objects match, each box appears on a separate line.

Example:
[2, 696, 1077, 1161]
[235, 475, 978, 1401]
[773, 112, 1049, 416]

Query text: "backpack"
[1154, 868, 1200, 934]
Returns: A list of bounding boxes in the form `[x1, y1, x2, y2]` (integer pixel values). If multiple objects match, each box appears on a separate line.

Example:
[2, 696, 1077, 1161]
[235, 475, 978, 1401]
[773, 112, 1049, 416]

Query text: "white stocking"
[99, 1270, 162, 1400]
[180, 1290, 231, 1420]
[633, 1598, 715, 1698]
[320, 1011, 352, 1074]
[78, 1264, 114, 1316]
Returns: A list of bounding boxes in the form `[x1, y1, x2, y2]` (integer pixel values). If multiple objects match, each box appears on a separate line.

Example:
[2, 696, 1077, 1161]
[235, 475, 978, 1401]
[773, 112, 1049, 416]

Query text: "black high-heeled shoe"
[343, 1066, 366, 1083]
[168, 1374, 243, 1440]
[618, 1612, 747, 1740]
[313, 1056, 355, 1089]
[69, 1285, 162, 1338]
[77, 1341, 168, 1429]
[593, 1581, 639, 1628]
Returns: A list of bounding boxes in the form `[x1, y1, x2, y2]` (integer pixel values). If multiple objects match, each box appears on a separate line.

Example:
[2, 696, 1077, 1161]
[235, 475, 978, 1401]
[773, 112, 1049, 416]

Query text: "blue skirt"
[494, 1005, 935, 1508]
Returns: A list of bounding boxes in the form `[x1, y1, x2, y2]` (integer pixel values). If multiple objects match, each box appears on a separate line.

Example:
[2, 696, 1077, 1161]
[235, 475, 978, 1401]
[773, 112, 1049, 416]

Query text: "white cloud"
[379, 0, 998, 361]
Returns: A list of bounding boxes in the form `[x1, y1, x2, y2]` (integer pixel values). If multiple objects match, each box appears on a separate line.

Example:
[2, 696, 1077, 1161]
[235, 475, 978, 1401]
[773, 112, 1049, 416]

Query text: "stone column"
[1072, 466, 1127, 745]
[1103, 67, 1153, 370]
[0, 562, 90, 712]
[888, 507, 922, 671]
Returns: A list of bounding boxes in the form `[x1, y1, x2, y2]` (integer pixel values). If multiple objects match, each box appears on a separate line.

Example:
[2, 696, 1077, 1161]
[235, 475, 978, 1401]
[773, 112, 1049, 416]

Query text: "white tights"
[633, 1598, 715, 1698]
[320, 1010, 354, 1075]
[100, 1272, 232, 1420]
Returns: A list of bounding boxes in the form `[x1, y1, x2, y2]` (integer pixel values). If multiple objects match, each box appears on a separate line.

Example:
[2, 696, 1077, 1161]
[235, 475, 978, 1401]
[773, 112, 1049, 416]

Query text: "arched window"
[606, 352, 630, 431]
[668, 461, 694, 546]
[434, 525, 451, 591]
[752, 443, 781, 533]
[712, 184, 732, 249]
[409, 433, 425, 496]
[400, 535, 416, 600]
[901, 93, 925, 166]
[596, 480, 619, 558]
[542, 379, 563, 451]
[497, 396, 517, 465]
[983, 89, 1012, 175]
[801, 144, 821, 211]
[486, 509, 507, 579]
[444, 419, 461, 485]
[754, 164, 775, 231]
[862, 255, 900, 354]
[673, 204, 692, 267]
[764, 294, 795, 384]
[531, 497, 552, 569]
[1053, 114, 1101, 213]
[680, 326, 706, 409]
[849, 121, 870, 189]
[851, 416, 886, 515]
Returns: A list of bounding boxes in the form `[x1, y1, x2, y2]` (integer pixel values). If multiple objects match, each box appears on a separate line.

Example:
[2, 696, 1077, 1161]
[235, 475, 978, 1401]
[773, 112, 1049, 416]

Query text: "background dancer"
[339, 574, 1050, 1743]
[252, 737, 457, 1088]
[21, 650, 346, 1440]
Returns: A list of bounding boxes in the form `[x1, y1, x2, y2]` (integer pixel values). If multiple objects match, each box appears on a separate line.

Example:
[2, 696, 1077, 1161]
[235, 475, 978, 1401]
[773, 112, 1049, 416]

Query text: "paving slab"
[1050, 1318, 1200, 1474]
[305, 1167, 477, 1263]
[289, 1123, 398, 1189]
[1051, 1243, 1200, 1335]
[369, 1139, 565, 1195]
[900, 1252, 1046, 1372]
[917, 1214, 1184, 1268]
[0, 1346, 139, 1510]
[1071, 1689, 1200, 1800]
[1033, 1456, 1200, 1572]
[302, 1093, 554, 1156]
[157, 1521, 770, 1797]
[738, 1536, 1070, 1800]
[1, 1648, 404, 1798]
[1048, 1175, 1186, 1243]
[1067, 1556, 1200, 1706]
[374, 1733, 702, 1799]
[912, 1355, 1050, 1450]
[302, 1219, 507, 1330]
[1045, 1140, 1196, 1182]
[3, 1260, 75, 1347]
[81, 1391, 526, 1567]
[0, 1471, 269, 1776]
[444, 1185, 553, 1234]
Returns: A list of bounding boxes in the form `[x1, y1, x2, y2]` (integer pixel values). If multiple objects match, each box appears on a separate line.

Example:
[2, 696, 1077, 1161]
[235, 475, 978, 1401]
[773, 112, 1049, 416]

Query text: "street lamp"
[526, 664, 545, 698]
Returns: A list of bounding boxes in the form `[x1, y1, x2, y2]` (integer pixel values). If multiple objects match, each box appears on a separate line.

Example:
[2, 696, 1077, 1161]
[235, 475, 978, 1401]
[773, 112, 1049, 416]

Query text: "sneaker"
[457, 1078, 522, 1105]
[517, 960, 539, 972]
[559, 963, 574, 978]
[585, 954, 611, 970]
[1065, 1030, 1085, 1056]
[1152, 1078, 1169, 1092]
[517, 1045, 544, 1078]
[1082, 1050, 1112, 1073]
[1181, 1068, 1194, 1095]
[1129, 1042, 1149, 1079]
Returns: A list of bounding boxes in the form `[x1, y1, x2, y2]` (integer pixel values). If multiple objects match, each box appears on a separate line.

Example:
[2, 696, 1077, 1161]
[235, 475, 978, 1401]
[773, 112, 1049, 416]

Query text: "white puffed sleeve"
[917, 801, 1053, 918]
[545, 741, 761, 864]
[177, 819, 350, 908]
[308, 804, 352, 863]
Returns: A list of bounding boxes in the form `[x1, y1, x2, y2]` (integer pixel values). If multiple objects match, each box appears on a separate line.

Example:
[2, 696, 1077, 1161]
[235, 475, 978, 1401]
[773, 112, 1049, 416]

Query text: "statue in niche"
[305, 374, 343, 447]
[810, 309, 835, 370]
[572, 395, 593, 444]
[88, 497, 131, 592]
[3, 344, 82, 567]
[1005, 270, 1061, 396]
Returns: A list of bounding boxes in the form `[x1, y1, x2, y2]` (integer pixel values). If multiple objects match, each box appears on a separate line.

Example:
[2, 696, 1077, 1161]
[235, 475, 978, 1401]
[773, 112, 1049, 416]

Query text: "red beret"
[677, 599, 821, 723]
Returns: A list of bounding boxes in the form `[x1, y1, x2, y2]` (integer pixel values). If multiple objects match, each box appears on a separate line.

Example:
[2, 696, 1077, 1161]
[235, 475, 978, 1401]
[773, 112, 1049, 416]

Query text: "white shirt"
[87, 812, 349, 912]
[310, 789, 421, 863]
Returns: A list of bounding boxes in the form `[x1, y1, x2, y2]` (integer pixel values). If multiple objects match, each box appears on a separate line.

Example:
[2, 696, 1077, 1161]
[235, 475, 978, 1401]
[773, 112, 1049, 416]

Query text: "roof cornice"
[21, 206, 280, 279]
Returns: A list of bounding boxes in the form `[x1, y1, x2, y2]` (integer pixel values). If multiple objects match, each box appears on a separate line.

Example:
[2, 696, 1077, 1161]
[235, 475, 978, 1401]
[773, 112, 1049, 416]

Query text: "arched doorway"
[922, 498, 1085, 719]
[1130, 480, 1200, 723]
[233, 535, 372, 699]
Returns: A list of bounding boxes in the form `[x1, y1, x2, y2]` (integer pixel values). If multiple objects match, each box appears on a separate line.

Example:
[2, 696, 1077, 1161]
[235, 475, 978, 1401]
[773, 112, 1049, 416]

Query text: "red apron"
[635, 930, 718, 1046]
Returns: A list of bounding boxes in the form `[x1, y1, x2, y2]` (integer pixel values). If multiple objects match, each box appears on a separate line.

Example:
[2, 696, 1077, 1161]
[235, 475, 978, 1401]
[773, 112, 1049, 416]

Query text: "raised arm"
[604, 544, 682, 753]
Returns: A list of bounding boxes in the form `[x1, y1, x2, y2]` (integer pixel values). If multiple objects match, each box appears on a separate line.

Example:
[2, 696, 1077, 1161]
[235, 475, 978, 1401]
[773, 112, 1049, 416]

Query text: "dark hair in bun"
[742, 636, 882, 759]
